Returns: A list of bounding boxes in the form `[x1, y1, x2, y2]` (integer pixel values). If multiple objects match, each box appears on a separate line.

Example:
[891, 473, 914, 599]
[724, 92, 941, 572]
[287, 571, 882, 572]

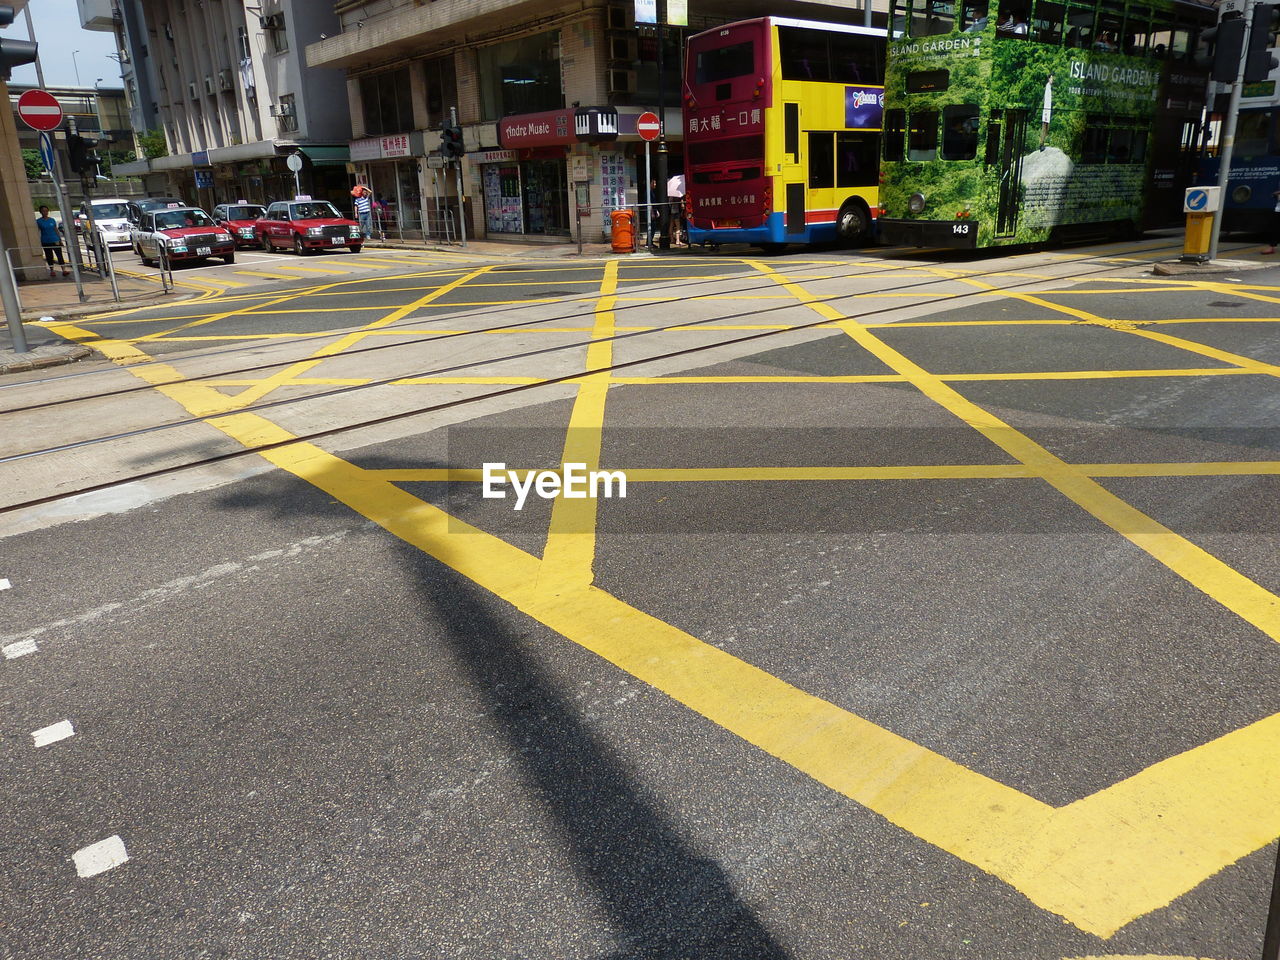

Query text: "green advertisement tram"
[877, 0, 1213, 248]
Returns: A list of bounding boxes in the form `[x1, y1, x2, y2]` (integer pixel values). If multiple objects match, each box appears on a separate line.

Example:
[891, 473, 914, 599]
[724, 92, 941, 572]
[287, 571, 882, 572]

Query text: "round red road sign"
[17, 89, 63, 131]
[636, 111, 660, 142]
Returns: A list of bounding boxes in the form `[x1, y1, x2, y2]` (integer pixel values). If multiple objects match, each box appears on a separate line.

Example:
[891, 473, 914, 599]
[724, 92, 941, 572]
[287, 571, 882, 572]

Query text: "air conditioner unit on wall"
[204, 76, 215, 94]
[188, 81, 198, 99]
[609, 36, 637, 61]
[607, 69, 635, 95]
[268, 102, 294, 117]
[259, 13, 284, 30]
[607, 4, 632, 30]
[218, 69, 231, 90]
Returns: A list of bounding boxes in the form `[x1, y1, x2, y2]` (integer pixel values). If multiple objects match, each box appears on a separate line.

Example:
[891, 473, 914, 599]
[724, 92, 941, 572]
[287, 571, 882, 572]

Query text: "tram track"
[0, 237, 1247, 515]
[1, 236, 1225, 419]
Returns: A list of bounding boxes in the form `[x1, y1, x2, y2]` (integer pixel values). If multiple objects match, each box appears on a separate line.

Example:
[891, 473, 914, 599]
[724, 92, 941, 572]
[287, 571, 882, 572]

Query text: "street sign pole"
[644, 140, 651, 246]
[1209, 0, 1256, 262]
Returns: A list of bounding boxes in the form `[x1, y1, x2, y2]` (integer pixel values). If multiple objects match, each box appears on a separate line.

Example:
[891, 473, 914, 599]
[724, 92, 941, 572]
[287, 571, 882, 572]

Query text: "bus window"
[906, 69, 950, 92]
[779, 28, 831, 81]
[1031, 0, 1063, 43]
[959, 0, 988, 32]
[785, 103, 801, 160]
[908, 110, 939, 160]
[884, 109, 907, 160]
[1064, 2, 1094, 48]
[809, 133, 836, 187]
[984, 115, 1002, 165]
[695, 42, 756, 84]
[941, 105, 980, 159]
[830, 32, 885, 84]
[996, 2, 1030, 36]
[837, 132, 880, 186]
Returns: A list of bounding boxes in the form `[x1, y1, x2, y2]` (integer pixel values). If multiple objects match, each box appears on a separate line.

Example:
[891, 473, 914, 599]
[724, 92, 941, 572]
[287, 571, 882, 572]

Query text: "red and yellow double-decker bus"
[684, 17, 887, 251]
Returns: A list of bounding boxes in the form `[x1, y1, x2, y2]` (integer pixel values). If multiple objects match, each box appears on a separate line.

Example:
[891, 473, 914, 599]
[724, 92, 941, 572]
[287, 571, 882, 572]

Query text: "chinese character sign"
[598, 152, 628, 235]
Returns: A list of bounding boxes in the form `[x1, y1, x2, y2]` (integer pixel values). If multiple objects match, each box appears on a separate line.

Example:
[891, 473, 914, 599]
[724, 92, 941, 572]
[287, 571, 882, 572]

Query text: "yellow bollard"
[1183, 211, 1214, 261]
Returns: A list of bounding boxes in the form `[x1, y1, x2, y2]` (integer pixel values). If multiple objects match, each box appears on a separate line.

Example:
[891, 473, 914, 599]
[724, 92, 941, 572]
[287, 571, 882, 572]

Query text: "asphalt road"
[1, 238, 1278, 959]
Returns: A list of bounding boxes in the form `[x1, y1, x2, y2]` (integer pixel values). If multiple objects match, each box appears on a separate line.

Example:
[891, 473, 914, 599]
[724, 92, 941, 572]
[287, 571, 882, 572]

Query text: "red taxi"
[135, 206, 236, 266]
[213, 202, 268, 248]
[257, 199, 362, 254]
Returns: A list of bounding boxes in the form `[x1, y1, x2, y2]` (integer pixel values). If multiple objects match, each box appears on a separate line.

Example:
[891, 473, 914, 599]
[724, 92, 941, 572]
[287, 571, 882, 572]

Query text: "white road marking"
[72, 835, 129, 878]
[0, 577, 10, 590]
[31, 720, 75, 747]
[3, 638, 38, 659]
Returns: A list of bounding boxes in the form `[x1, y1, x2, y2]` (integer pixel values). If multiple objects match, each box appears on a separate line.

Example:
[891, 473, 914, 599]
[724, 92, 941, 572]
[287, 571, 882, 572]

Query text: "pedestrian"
[646, 178, 661, 247]
[1263, 189, 1280, 254]
[666, 172, 687, 246]
[351, 184, 373, 238]
[35, 205, 69, 278]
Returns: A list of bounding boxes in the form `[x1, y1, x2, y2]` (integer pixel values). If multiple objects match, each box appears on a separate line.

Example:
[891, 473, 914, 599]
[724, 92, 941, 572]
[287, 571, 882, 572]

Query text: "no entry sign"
[17, 89, 63, 131]
[636, 112, 660, 142]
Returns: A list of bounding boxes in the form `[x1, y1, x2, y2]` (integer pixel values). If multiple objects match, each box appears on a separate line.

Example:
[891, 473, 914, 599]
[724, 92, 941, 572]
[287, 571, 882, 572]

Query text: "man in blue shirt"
[35, 205, 69, 278]
[351, 185, 373, 238]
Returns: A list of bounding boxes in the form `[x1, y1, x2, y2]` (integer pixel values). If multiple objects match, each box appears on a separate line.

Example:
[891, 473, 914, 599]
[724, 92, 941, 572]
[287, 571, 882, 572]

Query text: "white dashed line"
[73, 835, 129, 878]
[3, 638, 38, 659]
[0, 578, 11, 590]
[31, 720, 75, 747]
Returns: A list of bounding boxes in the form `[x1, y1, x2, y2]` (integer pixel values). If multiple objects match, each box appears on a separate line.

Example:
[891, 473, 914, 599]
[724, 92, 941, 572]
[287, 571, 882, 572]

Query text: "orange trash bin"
[610, 209, 635, 253]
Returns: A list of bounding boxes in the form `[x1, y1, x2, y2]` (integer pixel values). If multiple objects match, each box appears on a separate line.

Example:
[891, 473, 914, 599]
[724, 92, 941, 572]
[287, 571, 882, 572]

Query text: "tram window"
[1031, 0, 1063, 43]
[1170, 24, 1195, 62]
[1107, 127, 1133, 163]
[830, 32, 885, 83]
[1130, 127, 1147, 163]
[884, 108, 907, 160]
[908, 110, 939, 161]
[837, 132, 879, 187]
[941, 105, 980, 159]
[1064, 4, 1094, 48]
[780, 29, 832, 81]
[1236, 110, 1272, 157]
[906, 69, 950, 92]
[960, 0, 989, 32]
[920, 0, 957, 36]
[809, 132, 835, 188]
[984, 116, 1002, 165]
[1148, 10, 1174, 58]
[1082, 126, 1107, 163]
[996, 2, 1030, 36]
[890, 0, 908, 37]
[1095, 2, 1122, 51]
[1123, 6, 1150, 54]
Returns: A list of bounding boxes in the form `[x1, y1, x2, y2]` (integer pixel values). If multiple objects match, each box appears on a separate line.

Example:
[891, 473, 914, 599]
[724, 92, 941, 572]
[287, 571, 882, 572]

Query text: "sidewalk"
[358, 235, 698, 259]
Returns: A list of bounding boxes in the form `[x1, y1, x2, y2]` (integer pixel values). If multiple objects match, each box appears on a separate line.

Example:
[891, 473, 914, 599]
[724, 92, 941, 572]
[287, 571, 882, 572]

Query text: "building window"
[269, 20, 288, 54]
[423, 55, 458, 130]
[360, 67, 413, 136]
[277, 93, 297, 133]
[477, 30, 562, 120]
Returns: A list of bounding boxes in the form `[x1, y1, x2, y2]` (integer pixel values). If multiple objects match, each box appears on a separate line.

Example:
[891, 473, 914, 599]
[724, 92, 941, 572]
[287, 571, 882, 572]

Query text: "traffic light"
[68, 134, 100, 174]
[0, 4, 37, 81]
[1206, 15, 1247, 83]
[1244, 2, 1280, 83]
[441, 125, 465, 160]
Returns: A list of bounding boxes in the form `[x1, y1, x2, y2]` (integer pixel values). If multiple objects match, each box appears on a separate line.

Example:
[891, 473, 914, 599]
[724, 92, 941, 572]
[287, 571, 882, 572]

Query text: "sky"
[10, 0, 122, 89]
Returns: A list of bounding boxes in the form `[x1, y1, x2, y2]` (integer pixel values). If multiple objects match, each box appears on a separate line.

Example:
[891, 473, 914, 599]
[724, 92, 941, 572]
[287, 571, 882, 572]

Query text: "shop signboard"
[350, 137, 382, 162]
[498, 109, 574, 148]
[381, 134, 411, 158]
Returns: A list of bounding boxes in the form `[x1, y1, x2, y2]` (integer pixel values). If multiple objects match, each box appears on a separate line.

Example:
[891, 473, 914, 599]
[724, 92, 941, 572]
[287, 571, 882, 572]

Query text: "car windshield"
[226, 205, 265, 220]
[155, 210, 215, 229]
[290, 202, 340, 220]
[91, 202, 130, 219]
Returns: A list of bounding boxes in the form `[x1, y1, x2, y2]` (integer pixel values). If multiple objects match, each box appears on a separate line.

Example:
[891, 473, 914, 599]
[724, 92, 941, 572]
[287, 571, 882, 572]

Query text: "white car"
[74, 198, 133, 249]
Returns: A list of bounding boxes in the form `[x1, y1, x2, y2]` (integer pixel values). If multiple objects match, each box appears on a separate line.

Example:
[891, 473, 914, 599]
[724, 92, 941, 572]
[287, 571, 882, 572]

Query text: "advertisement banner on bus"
[844, 86, 885, 128]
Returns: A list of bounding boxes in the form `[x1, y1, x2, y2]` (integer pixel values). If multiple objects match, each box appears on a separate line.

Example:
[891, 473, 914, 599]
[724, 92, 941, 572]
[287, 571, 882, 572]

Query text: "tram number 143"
[952, 223, 972, 235]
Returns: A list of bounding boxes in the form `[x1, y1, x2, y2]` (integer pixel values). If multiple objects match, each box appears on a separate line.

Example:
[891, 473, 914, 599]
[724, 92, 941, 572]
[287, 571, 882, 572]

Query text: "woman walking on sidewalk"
[35, 206, 69, 278]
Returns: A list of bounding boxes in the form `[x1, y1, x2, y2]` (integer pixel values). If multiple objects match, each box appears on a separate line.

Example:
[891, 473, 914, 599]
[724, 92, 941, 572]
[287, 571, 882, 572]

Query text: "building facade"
[305, 0, 879, 242]
[112, 0, 353, 210]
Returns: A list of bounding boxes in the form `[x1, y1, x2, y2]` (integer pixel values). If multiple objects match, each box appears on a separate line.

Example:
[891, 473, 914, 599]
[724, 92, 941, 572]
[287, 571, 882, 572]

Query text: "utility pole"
[654, 6, 670, 250]
[1209, 0, 1255, 262]
[450, 106, 467, 247]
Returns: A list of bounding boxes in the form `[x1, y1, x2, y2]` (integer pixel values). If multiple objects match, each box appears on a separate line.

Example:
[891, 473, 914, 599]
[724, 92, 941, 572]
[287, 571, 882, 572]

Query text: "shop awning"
[301, 145, 351, 166]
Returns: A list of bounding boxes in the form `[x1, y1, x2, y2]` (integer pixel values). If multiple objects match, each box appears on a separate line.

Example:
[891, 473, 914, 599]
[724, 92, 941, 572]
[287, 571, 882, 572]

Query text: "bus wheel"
[758, 242, 787, 255]
[836, 201, 870, 245]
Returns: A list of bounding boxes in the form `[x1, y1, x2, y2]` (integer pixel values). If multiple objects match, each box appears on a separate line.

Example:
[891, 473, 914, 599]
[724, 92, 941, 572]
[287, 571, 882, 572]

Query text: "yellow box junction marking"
[45, 254, 1280, 941]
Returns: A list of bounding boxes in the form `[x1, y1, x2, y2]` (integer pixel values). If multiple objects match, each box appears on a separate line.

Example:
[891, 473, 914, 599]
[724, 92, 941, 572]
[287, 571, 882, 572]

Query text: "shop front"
[350, 133, 429, 238]
[488, 106, 682, 242]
